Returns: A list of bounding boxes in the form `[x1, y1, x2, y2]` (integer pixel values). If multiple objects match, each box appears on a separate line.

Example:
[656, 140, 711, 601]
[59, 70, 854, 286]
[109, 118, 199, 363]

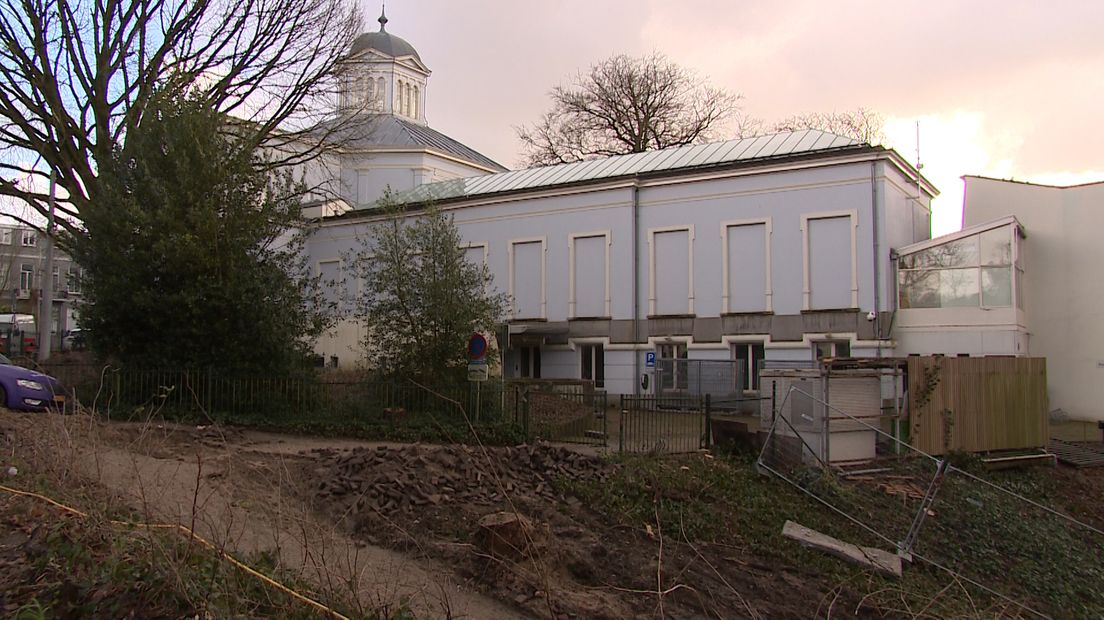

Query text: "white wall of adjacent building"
[962, 177, 1104, 422]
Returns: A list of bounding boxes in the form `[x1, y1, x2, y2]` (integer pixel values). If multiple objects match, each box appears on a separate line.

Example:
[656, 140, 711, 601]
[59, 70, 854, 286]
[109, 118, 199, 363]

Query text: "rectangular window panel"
[318, 261, 342, 306]
[657, 343, 688, 391]
[20, 230, 35, 247]
[1015, 268, 1023, 310]
[938, 268, 980, 307]
[726, 224, 767, 312]
[19, 264, 32, 290]
[0, 229, 10, 245]
[463, 246, 485, 268]
[981, 266, 1012, 307]
[733, 343, 764, 391]
[808, 216, 852, 309]
[519, 346, 541, 378]
[899, 270, 940, 309]
[980, 228, 1012, 266]
[901, 235, 979, 269]
[815, 341, 850, 360]
[68, 267, 82, 294]
[512, 241, 542, 319]
[654, 230, 690, 315]
[581, 344, 604, 388]
[574, 236, 606, 317]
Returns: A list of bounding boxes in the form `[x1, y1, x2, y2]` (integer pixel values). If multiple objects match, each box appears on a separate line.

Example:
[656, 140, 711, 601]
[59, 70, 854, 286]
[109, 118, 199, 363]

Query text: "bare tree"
[0, 0, 362, 236]
[517, 53, 742, 166]
[771, 107, 886, 145]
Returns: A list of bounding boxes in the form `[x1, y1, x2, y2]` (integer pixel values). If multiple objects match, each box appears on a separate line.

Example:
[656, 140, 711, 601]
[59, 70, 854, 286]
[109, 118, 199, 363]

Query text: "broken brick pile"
[309, 443, 613, 517]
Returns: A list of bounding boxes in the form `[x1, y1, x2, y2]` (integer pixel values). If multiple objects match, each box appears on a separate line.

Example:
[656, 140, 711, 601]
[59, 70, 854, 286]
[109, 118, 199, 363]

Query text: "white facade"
[960, 177, 1104, 422]
[309, 138, 935, 397]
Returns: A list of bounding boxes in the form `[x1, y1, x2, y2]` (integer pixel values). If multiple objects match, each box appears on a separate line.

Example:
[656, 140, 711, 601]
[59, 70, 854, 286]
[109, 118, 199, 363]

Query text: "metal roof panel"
[371, 130, 869, 210]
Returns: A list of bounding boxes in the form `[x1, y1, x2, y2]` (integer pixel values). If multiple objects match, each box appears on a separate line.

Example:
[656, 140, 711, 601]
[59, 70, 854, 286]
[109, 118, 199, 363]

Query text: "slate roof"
[313, 114, 506, 172]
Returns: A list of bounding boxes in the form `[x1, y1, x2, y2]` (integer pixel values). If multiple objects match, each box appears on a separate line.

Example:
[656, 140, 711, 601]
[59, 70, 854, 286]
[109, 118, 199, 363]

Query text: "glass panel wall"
[899, 225, 1017, 309]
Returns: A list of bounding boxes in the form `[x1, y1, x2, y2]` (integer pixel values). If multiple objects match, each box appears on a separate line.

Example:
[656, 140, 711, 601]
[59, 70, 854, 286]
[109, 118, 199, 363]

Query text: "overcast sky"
[381, 0, 1104, 235]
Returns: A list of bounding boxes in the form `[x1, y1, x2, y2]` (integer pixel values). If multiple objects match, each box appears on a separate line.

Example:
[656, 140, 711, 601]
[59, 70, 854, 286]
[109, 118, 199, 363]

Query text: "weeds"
[564, 450, 1104, 618]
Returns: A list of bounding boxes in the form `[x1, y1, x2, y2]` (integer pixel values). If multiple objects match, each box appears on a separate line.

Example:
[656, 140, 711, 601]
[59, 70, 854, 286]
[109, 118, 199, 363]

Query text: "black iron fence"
[522, 388, 608, 446]
[44, 364, 518, 425]
[618, 394, 712, 454]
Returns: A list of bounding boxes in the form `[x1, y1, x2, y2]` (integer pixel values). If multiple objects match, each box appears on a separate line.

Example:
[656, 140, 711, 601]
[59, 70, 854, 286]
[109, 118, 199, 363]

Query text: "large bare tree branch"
[0, 0, 362, 236]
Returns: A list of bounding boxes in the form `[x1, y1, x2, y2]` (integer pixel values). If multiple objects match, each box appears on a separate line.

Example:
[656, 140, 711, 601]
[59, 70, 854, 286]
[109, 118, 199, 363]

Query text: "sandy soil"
[1, 413, 522, 619]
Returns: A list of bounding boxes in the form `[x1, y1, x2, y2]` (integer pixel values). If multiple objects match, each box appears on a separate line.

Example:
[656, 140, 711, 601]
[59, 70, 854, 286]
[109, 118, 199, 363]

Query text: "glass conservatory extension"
[898, 218, 1023, 310]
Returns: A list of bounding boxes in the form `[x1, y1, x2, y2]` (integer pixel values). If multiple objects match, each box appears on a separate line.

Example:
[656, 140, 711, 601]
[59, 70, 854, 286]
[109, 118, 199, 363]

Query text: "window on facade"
[814, 341, 851, 360]
[808, 215, 852, 309]
[412, 85, 419, 118]
[580, 344, 604, 388]
[519, 346, 541, 378]
[19, 263, 32, 290]
[657, 343, 688, 391]
[376, 78, 385, 106]
[725, 223, 767, 312]
[899, 225, 1015, 309]
[0, 228, 10, 245]
[732, 342, 765, 391]
[573, 234, 606, 317]
[67, 266, 81, 294]
[653, 229, 691, 315]
[21, 230, 36, 247]
[511, 241, 543, 319]
[463, 245, 486, 268]
[52, 266, 60, 292]
[318, 260, 342, 307]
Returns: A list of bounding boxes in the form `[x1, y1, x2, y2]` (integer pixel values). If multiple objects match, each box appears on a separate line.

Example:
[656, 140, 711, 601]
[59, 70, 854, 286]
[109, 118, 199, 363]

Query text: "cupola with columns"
[338, 8, 430, 124]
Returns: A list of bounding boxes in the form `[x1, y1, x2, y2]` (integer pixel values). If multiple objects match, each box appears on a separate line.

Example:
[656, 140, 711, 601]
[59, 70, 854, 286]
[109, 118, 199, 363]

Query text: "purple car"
[0, 354, 65, 411]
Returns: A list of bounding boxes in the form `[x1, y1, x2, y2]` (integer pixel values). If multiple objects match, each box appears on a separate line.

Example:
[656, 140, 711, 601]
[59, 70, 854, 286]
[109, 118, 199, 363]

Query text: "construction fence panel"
[757, 383, 1103, 618]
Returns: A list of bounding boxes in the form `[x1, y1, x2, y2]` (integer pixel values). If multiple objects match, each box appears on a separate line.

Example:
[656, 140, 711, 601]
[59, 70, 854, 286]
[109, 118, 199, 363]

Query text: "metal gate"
[522, 388, 608, 446]
[618, 394, 711, 453]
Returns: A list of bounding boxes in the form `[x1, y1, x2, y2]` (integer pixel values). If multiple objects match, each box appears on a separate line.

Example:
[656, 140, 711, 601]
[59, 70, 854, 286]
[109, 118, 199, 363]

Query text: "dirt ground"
[4, 411, 1101, 618]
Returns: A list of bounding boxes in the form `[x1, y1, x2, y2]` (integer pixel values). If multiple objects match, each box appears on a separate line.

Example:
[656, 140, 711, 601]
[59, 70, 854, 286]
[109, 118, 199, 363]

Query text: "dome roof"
[349, 10, 422, 62]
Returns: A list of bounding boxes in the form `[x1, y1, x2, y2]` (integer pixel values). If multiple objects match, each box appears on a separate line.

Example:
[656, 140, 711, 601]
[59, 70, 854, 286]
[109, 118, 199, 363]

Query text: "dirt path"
[4, 413, 524, 619]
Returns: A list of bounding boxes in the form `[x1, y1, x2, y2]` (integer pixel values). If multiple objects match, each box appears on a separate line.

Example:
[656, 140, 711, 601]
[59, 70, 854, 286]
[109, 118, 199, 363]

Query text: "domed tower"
[339, 8, 429, 124]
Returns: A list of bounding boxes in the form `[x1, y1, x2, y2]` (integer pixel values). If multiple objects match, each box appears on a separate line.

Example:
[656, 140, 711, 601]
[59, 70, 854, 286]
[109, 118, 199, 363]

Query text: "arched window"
[394, 80, 402, 112]
[376, 77, 384, 107]
[412, 85, 419, 118]
[341, 74, 352, 109]
[402, 82, 409, 116]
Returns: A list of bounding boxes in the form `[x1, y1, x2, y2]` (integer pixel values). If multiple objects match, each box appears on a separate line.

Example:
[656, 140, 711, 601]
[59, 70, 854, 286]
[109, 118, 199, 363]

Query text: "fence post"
[704, 393, 712, 449]
[522, 387, 530, 438]
[205, 366, 213, 415]
[618, 395, 625, 453]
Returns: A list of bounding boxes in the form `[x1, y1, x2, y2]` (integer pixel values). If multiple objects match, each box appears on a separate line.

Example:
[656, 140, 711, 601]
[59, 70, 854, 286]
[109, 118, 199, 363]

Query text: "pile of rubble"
[309, 443, 612, 518]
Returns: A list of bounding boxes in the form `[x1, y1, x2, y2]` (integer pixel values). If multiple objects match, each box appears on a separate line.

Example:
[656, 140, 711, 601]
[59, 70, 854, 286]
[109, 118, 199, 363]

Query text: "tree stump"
[475, 511, 533, 559]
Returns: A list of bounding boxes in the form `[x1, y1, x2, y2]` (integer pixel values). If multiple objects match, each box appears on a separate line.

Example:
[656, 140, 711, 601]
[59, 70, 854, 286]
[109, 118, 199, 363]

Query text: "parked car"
[62, 328, 86, 351]
[0, 313, 37, 357]
[0, 353, 65, 411]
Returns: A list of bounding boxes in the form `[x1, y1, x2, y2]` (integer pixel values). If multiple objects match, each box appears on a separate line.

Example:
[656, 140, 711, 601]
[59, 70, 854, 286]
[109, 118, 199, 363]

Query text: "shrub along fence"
[43, 364, 525, 439]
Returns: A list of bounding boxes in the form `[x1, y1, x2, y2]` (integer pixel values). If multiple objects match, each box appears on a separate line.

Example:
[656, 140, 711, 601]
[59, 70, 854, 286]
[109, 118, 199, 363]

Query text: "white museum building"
[304, 15, 942, 399]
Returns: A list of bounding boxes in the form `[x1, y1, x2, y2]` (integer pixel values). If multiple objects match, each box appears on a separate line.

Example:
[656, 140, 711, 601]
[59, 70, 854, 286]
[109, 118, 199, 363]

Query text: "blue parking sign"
[645, 352, 656, 368]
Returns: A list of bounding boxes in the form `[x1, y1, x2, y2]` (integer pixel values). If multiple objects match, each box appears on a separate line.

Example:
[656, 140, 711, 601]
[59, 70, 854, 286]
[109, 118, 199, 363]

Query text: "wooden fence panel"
[907, 357, 1048, 455]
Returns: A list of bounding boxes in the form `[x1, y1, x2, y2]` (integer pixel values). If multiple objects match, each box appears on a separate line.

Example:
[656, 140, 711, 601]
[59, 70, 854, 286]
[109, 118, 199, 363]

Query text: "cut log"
[781, 520, 902, 578]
